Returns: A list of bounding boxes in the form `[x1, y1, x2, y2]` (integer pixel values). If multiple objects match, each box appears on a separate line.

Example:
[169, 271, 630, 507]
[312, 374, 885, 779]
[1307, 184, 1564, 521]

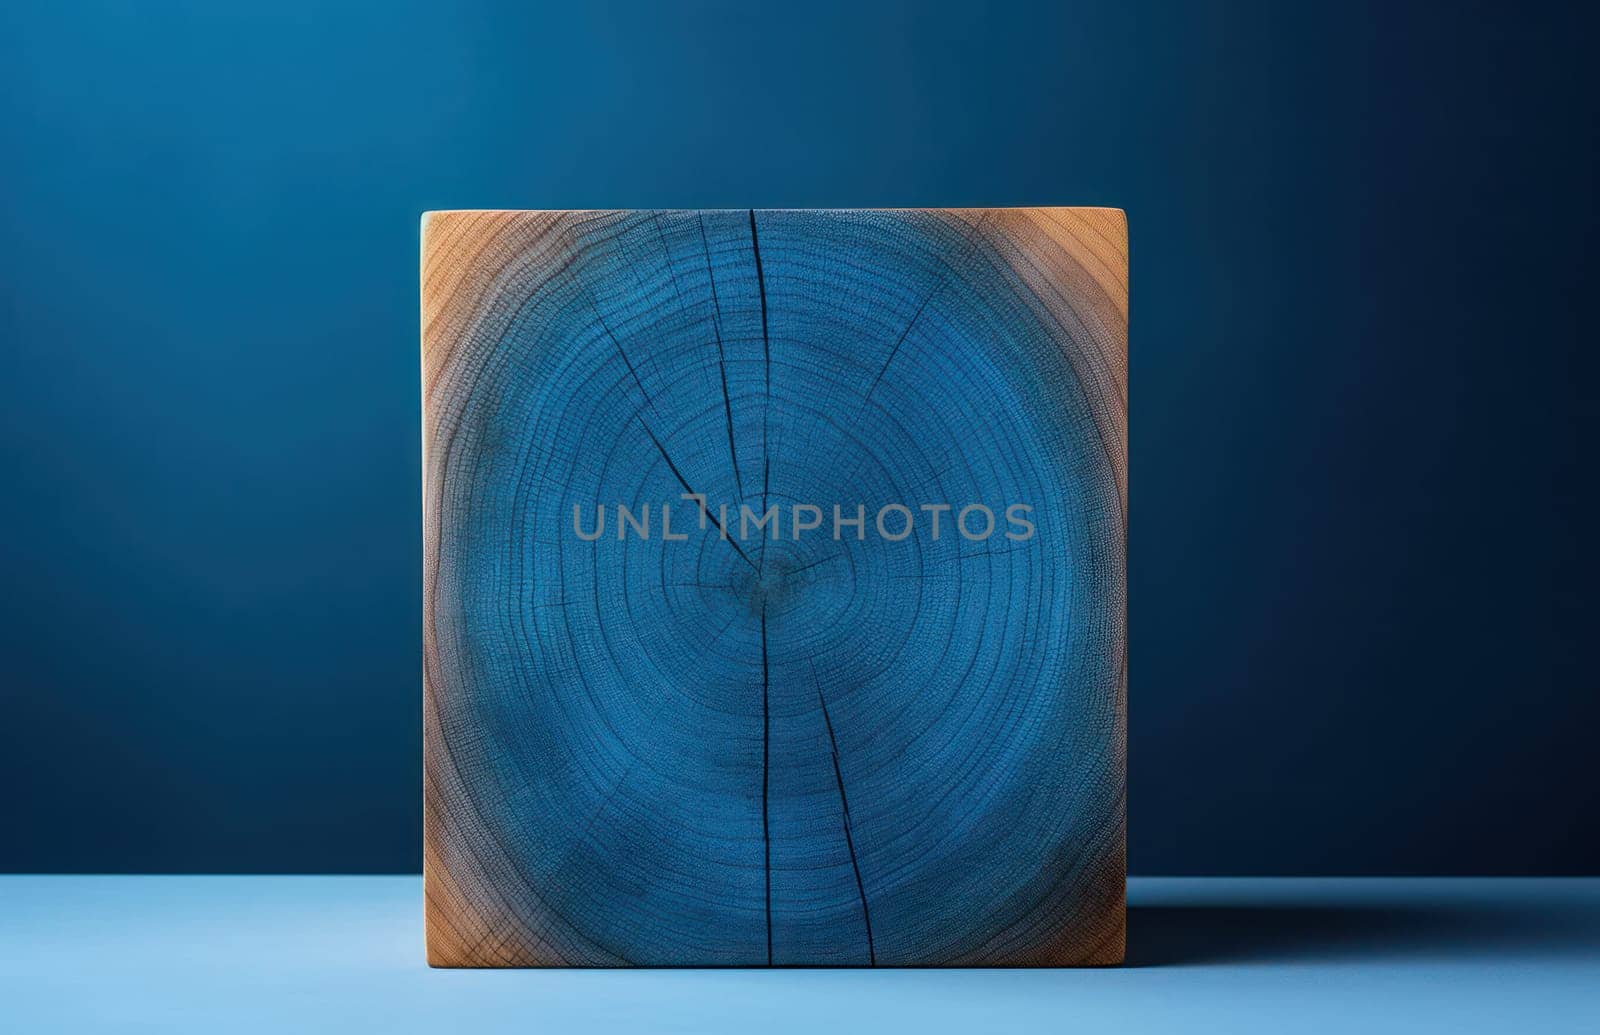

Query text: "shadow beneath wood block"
[1128, 898, 1600, 966]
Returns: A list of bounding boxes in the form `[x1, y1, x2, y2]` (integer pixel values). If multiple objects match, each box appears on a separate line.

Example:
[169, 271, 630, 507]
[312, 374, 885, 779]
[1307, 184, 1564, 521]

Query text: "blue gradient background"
[1, 1, 1594, 874]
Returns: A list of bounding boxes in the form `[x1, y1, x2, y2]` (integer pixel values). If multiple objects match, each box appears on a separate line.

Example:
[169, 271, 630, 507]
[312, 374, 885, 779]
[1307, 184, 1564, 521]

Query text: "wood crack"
[639, 420, 757, 571]
[815, 667, 876, 965]
[750, 209, 772, 576]
[698, 214, 745, 508]
[761, 599, 773, 965]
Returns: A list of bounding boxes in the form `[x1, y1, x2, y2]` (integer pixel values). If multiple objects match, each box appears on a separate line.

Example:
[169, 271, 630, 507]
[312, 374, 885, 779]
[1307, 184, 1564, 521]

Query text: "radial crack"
[698, 215, 745, 508]
[815, 669, 876, 965]
[761, 600, 773, 965]
[862, 214, 991, 405]
[749, 209, 772, 575]
[639, 419, 758, 571]
[592, 295, 758, 569]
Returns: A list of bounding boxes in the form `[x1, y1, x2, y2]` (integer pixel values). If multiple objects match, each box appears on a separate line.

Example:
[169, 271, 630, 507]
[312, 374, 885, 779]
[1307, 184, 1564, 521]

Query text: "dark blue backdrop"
[2, 1, 1594, 874]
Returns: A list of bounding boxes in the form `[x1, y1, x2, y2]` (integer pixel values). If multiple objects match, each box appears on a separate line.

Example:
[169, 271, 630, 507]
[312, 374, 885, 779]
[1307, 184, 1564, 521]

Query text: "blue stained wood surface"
[422, 209, 1128, 966]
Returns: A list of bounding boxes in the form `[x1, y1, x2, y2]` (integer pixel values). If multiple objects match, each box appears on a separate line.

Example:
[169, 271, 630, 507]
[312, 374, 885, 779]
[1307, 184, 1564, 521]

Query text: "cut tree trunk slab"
[422, 208, 1127, 966]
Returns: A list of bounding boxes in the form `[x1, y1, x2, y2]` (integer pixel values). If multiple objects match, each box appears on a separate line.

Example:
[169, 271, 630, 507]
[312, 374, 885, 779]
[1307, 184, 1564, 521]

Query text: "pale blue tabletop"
[2, 877, 1595, 1033]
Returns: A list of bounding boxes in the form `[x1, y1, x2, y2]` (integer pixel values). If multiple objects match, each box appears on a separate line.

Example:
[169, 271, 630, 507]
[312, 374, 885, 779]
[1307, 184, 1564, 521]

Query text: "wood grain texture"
[422, 209, 1127, 967]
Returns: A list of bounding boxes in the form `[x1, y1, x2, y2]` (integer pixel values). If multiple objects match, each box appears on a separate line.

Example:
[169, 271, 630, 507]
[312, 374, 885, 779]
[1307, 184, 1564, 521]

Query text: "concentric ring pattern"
[423, 208, 1127, 966]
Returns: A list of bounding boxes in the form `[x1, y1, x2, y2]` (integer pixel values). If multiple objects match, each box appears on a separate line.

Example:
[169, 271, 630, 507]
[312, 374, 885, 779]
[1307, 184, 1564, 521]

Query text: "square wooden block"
[422, 209, 1127, 966]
